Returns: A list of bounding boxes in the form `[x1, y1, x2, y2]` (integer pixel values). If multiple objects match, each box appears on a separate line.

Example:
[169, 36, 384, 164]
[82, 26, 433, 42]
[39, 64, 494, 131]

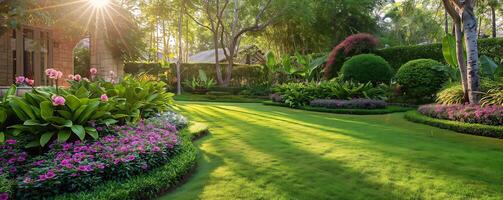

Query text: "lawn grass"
[161, 102, 503, 200]
[174, 93, 267, 103]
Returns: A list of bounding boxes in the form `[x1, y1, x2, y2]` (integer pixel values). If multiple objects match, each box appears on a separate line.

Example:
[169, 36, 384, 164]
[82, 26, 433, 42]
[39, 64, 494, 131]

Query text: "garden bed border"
[262, 101, 413, 115]
[404, 111, 503, 138]
[52, 123, 210, 200]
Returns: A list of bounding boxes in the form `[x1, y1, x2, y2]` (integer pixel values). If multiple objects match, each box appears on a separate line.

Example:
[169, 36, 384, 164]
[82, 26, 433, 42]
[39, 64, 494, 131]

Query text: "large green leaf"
[66, 95, 81, 111]
[40, 132, 54, 147]
[71, 125, 86, 141]
[77, 100, 100, 124]
[85, 127, 99, 140]
[442, 34, 458, 68]
[11, 98, 36, 120]
[46, 117, 73, 127]
[0, 132, 4, 143]
[480, 55, 498, 80]
[73, 105, 88, 121]
[3, 85, 16, 102]
[57, 129, 71, 142]
[24, 119, 49, 126]
[265, 51, 277, 69]
[25, 141, 40, 148]
[40, 101, 54, 120]
[0, 108, 7, 124]
[8, 100, 29, 121]
[56, 110, 73, 119]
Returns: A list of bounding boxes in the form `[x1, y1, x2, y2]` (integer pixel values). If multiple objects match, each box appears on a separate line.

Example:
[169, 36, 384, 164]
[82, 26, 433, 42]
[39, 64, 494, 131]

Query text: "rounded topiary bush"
[395, 59, 449, 102]
[340, 54, 393, 84]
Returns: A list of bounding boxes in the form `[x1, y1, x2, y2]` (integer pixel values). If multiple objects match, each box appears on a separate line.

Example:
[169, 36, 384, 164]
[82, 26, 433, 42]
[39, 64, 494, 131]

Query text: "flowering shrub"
[149, 111, 189, 130]
[418, 104, 503, 126]
[310, 99, 387, 109]
[12, 116, 180, 198]
[325, 33, 379, 79]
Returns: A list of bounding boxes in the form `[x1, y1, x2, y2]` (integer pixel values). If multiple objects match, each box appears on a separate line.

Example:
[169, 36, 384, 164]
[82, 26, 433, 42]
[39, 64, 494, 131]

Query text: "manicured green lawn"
[161, 102, 503, 200]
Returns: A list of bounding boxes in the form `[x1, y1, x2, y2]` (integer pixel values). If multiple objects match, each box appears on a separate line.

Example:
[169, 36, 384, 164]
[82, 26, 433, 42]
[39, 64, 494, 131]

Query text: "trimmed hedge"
[404, 111, 503, 138]
[52, 124, 209, 200]
[124, 62, 267, 88]
[375, 38, 503, 71]
[0, 175, 14, 198]
[263, 101, 412, 115]
[340, 54, 393, 84]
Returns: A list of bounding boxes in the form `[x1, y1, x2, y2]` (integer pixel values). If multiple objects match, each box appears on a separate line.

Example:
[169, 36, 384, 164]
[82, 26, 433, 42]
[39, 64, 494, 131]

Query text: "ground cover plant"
[417, 104, 502, 126]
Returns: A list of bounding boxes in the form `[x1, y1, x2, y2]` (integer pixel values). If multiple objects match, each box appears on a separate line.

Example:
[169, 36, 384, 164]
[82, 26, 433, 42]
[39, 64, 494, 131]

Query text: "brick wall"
[0, 32, 13, 85]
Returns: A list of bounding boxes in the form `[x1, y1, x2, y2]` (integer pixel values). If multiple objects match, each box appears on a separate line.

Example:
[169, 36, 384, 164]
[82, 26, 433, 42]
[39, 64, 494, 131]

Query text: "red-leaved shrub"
[324, 33, 379, 79]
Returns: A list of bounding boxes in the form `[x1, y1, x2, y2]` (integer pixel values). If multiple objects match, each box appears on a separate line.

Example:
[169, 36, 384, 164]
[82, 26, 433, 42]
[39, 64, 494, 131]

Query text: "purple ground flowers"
[1, 114, 183, 198]
[418, 104, 503, 126]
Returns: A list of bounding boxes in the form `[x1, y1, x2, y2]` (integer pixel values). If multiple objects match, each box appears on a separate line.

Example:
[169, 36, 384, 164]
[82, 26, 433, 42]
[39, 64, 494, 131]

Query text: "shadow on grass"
[166, 103, 503, 199]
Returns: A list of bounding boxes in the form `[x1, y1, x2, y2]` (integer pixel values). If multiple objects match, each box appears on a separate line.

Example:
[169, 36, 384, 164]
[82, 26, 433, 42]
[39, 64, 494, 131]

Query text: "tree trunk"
[176, 1, 184, 95]
[491, 6, 496, 38]
[444, 10, 449, 34]
[213, 34, 225, 85]
[224, 47, 235, 87]
[462, 7, 481, 104]
[453, 22, 469, 102]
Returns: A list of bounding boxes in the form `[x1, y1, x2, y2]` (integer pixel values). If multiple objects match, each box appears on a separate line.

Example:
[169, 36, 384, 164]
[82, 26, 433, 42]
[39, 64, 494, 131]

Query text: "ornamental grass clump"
[418, 104, 503, 126]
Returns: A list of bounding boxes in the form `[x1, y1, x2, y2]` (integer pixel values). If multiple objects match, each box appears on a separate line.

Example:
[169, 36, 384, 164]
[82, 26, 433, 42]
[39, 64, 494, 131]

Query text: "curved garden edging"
[404, 111, 503, 138]
[53, 123, 209, 200]
[263, 101, 413, 115]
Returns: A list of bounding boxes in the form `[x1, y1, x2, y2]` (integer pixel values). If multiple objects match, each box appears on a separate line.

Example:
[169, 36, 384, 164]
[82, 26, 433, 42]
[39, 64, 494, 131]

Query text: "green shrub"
[263, 101, 412, 115]
[375, 38, 503, 71]
[404, 111, 503, 138]
[481, 89, 503, 106]
[340, 54, 393, 84]
[436, 83, 465, 105]
[395, 59, 449, 103]
[272, 80, 389, 108]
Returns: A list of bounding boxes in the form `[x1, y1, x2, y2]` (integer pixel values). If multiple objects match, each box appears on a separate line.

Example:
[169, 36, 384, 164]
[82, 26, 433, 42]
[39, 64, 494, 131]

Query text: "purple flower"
[100, 94, 109, 102]
[5, 140, 16, 145]
[77, 165, 93, 172]
[15, 76, 25, 85]
[0, 193, 9, 200]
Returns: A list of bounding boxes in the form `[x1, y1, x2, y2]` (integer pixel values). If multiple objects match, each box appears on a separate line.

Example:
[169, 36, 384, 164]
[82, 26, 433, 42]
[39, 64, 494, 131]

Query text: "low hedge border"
[262, 101, 413, 115]
[175, 94, 267, 103]
[404, 111, 503, 138]
[53, 123, 210, 200]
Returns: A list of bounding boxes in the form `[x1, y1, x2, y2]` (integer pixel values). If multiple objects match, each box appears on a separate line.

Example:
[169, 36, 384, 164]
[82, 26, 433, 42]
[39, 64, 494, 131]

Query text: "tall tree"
[186, 0, 229, 85]
[443, 0, 481, 104]
[219, 0, 275, 86]
[176, 0, 184, 95]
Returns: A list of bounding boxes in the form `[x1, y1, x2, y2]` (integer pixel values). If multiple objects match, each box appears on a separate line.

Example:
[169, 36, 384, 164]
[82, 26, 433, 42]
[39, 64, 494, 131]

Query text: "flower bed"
[310, 99, 387, 109]
[418, 104, 503, 126]
[405, 111, 503, 138]
[0, 112, 191, 199]
[263, 101, 412, 115]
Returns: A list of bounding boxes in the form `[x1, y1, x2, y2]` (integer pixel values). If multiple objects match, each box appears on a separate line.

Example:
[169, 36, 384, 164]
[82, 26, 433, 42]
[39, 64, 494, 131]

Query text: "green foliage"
[482, 89, 503, 106]
[0, 174, 14, 196]
[264, 52, 327, 82]
[106, 75, 174, 121]
[340, 54, 393, 84]
[124, 62, 267, 88]
[183, 70, 216, 90]
[73, 47, 90, 77]
[395, 59, 449, 103]
[375, 38, 503, 71]
[436, 79, 503, 105]
[405, 111, 503, 138]
[6, 90, 115, 147]
[273, 80, 389, 108]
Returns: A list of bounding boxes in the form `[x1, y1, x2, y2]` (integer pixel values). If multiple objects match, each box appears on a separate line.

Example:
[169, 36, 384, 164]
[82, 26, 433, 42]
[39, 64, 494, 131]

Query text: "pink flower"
[25, 78, 34, 86]
[51, 96, 66, 106]
[90, 68, 98, 75]
[57, 71, 63, 79]
[15, 76, 25, 84]
[68, 74, 75, 80]
[45, 68, 59, 79]
[100, 94, 109, 102]
[74, 74, 82, 81]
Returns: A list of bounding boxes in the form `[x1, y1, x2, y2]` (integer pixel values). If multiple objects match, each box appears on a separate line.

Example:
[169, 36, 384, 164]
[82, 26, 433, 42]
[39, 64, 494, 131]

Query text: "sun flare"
[89, 0, 110, 8]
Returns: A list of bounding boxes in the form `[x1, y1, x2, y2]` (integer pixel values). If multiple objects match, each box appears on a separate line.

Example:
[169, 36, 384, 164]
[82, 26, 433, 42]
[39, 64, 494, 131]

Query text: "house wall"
[0, 32, 13, 86]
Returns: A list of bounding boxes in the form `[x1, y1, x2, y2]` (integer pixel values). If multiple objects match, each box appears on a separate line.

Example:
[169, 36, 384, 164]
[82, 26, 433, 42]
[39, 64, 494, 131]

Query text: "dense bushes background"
[124, 63, 267, 88]
[375, 38, 503, 71]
